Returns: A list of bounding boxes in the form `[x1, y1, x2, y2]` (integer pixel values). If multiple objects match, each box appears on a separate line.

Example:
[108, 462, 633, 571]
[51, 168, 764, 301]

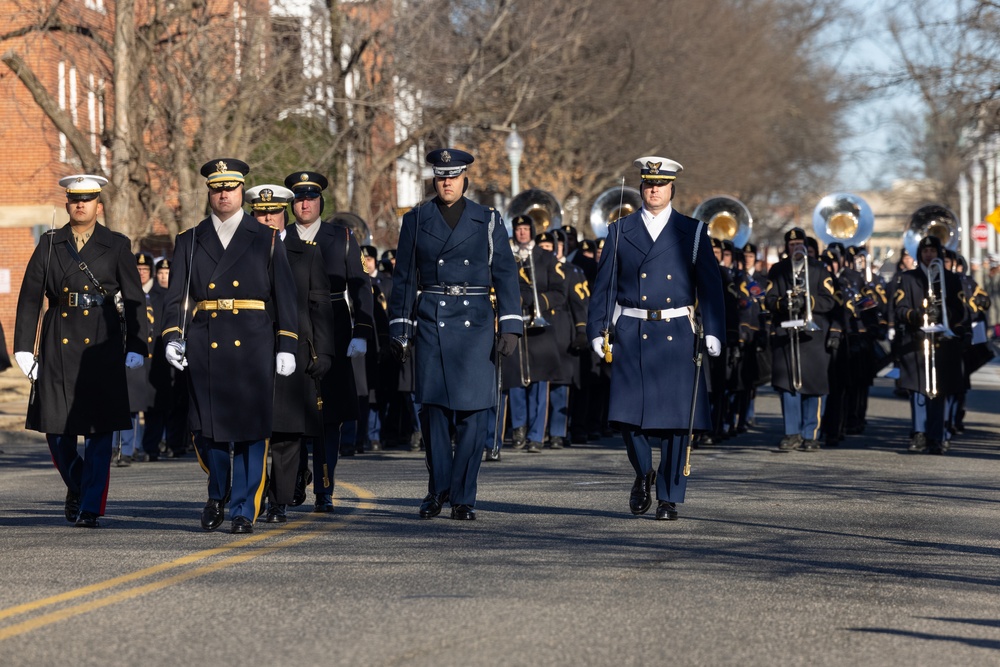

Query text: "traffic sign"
[973, 222, 989, 247]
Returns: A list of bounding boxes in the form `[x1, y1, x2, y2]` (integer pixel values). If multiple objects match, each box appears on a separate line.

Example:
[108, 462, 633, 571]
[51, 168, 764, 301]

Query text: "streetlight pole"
[505, 124, 524, 199]
[971, 158, 984, 286]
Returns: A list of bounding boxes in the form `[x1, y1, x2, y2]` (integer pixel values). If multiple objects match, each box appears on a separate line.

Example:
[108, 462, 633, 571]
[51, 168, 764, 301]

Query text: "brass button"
[148, 337, 153, 343]
[642, 334, 648, 340]
[665, 318, 671, 322]
[641, 273, 647, 278]
[209, 283, 215, 289]
[63, 287, 69, 293]
[666, 298, 672, 303]
[62, 312, 68, 318]
[667, 274, 673, 280]
[440, 301, 446, 307]
[211, 312, 217, 318]
[62, 338, 68, 344]
[84, 338, 90, 344]
[234, 340, 241, 347]
[667, 336, 673, 341]
[82, 309, 89, 316]
[232, 309, 239, 314]
[232, 280, 239, 287]
[211, 342, 218, 349]
[641, 295, 647, 302]
[83, 285, 89, 291]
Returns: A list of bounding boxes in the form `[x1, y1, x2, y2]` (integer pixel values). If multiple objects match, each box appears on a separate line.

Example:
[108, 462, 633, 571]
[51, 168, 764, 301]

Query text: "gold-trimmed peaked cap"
[283, 171, 329, 198]
[633, 155, 683, 183]
[200, 158, 250, 189]
[59, 174, 109, 201]
[427, 148, 474, 178]
[245, 184, 294, 212]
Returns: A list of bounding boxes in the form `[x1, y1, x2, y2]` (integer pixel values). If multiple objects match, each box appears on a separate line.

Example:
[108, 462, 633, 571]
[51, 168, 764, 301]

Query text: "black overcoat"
[161, 215, 298, 442]
[15, 223, 147, 434]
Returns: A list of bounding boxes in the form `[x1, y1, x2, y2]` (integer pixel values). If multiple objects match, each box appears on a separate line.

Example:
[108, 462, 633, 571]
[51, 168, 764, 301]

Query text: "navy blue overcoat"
[388, 199, 522, 411]
[587, 209, 724, 430]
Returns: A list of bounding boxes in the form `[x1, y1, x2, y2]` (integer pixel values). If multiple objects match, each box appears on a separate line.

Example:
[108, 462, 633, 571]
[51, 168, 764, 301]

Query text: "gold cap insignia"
[216, 160, 228, 173]
[261, 189, 273, 202]
[75, 176, 85, 183]
[300, 173, 309, 181]
[646, 161, 662, 174]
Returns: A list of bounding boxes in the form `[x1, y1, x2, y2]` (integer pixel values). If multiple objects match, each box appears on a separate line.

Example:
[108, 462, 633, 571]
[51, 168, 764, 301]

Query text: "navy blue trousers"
[47, 432, 113, 516]
[421, 405, 487, 507]
[621, 430, 689, 504]
[779, 390, 826, 440]
[195, 434, 268, 522]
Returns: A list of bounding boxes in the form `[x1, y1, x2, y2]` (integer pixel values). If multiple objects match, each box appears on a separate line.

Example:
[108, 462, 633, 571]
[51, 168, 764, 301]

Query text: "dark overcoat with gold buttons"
[271, 232, 334, 436]
[586, 209, 725, 430]
[388, 199, 523, 411]
[161, 214, 298, 442]
[15, 223, 147, 435]
[289, 221, 373, 424]
[763, 256, 838, 395]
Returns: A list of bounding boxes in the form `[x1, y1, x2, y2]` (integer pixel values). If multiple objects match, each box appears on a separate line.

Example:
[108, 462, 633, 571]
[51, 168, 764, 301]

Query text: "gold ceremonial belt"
[195, 299, 266, 312]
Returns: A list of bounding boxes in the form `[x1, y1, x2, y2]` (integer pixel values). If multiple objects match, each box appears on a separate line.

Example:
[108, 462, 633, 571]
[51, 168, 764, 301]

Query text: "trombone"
[920, 258, 955, 398]
[780, 248, 821, 391]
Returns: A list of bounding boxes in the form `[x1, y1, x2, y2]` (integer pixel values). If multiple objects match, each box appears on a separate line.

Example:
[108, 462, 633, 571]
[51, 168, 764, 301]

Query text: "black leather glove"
[390, 336, 410, 362]
[787, 293, 806, 314]
[306, 353, 332, 379]
[571, 331, 590, 352]
[924, 302, 941, 324]
[827, 334, 841, 351]
[496, 333, 519, 357]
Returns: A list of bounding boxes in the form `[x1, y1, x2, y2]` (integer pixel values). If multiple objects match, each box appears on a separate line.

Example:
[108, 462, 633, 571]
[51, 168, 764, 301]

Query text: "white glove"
[346, 337, 367, 359]
[591, 336, 609, 358]
[706, 335, 722, 357]
[887, 327, 896, 342]
[125, 352, 144, 369]
[14, 351, 37, 381]
[276, 352, 296, 377]
[165, 340, 187, 371]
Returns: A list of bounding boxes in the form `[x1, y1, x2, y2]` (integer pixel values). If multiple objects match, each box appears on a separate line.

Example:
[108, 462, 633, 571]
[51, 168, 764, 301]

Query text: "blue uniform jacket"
[162, 214, 298, 442]
[388, 198, 522, 411]
[587, 208, 724, 430]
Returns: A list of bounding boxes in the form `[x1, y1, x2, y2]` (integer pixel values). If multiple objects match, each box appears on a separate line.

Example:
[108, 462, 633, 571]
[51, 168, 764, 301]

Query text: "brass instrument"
[692, 196, 753, 249]
[812, 193, 874, 247]
[921, 258, 955, 398]
[780, 248, 821, 391]
[506, 189, 563, 235]
[589, 186, 642, 239]
[903, 205, 958, 259]
[328, 211, 373, 245]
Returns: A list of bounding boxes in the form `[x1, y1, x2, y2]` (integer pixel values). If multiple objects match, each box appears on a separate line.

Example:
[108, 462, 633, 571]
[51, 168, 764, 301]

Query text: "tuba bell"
[506, 189, 563, 236]
[328, 211, 373, 245]
[903, 205, 959, 259]
[692, 196, 753, 249]
[811, 193, 874, 248]
[589, 186, 642, 239]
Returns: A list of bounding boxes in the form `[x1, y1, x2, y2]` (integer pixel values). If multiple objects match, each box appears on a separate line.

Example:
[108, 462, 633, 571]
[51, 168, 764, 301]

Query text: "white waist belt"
[620, 305, 695, 333]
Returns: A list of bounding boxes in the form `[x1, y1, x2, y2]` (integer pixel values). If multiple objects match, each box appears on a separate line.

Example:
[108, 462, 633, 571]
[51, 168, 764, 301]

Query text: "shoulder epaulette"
[177, 227, 192, 236]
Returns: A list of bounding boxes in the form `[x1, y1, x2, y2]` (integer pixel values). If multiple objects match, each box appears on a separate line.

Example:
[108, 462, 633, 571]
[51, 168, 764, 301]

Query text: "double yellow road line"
[0, 482, 375, 641]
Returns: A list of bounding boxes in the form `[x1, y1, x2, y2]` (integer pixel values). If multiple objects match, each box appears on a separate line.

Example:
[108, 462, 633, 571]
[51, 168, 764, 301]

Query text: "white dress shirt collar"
[640, 204, 673, 243]
[211, 210, 243, 250]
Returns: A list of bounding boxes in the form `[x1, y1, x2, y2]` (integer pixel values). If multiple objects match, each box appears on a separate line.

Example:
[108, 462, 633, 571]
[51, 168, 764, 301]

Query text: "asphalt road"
[1, 369, 999, 667]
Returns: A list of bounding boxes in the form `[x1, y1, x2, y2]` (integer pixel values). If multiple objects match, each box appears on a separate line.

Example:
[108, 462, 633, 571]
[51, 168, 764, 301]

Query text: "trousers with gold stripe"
[195, 435, 268, 522]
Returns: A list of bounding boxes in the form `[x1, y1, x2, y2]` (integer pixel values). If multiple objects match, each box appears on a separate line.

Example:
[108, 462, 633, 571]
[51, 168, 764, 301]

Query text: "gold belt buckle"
[68, 293, 79, 307]
[217, 298, 234, 311]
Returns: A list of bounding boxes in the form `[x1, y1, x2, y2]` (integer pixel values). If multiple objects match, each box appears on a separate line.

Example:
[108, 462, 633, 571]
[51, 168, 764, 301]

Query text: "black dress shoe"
[291, 469, 313, 507]
[265, 504, 287, 523]
[908, 432, 928, 453]
[201, 499, 225, 531]
[451, 504, 476, 520]
[484, 448, 501, 462]
[340, 445, 356, 457]
[74, 511, 100, 528]
[801, 439, 821, 451]
[369, 440, 383, 452]
[231, 516, 253, 534]
[778, 434, 803, 451]
[548, 436, 565, 450]
[64, 490, 82, 523]
[655, 501, 678, 521]
[511, 425, 527, 450]
[313, 494, 334, 513]
[526, 440, 542, 453]
[419, 492, 447, 519]
[629, 470, 655, 515]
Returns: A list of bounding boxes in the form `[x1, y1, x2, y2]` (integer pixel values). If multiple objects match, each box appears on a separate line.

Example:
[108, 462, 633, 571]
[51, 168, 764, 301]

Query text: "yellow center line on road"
[0, 482, 375, 641]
